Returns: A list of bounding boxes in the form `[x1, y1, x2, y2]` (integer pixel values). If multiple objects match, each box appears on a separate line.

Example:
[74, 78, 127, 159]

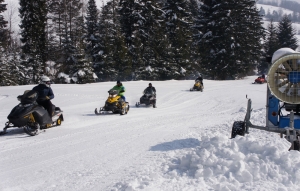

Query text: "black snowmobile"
[0, 90, 64, 136]
[136, 88, 156, 108]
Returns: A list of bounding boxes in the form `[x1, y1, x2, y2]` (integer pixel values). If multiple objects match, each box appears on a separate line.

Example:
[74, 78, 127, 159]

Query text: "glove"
[120, 90, 124, 93]
[46, 96, 50, 100]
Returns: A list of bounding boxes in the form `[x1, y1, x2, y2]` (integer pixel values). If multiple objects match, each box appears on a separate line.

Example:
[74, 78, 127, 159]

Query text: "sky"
[1, 75, 300, 191]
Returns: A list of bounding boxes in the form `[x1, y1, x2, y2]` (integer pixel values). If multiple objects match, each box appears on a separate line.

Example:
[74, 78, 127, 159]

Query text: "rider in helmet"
[143, 83, 156, 94]
[112, 80, 126, 101]
[32, 76, 54, 117]
[195, 75, 204, 86]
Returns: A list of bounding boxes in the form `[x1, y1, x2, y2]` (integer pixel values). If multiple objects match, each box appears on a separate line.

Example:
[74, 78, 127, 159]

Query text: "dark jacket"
[32, 84, 54, 101]
[196, 77, 203, 82]
[144, 87, 156, 94]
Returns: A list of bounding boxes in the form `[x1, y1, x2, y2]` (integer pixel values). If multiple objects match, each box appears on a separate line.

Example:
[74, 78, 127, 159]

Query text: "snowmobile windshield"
[108, 89, 119, 96]
[19, 90, 38, 104]
[144, 89, 155, 96]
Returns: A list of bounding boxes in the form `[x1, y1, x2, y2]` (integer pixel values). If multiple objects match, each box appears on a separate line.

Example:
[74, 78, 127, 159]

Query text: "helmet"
[40, 76, 51, 87]
[149, 83, 152, 86]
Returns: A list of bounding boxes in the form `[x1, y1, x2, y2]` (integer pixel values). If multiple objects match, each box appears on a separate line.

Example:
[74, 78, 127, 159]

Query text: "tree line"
[0, 0, 299, 86]
[259, 6, 300, 24]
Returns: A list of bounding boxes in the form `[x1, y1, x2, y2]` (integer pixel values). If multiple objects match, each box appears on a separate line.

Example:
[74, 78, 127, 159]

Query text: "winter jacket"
[196, 77, 203, 82]
[143, 87, 156, 94]
[112, 84, 125, 96]
[32, 84, 54, 100]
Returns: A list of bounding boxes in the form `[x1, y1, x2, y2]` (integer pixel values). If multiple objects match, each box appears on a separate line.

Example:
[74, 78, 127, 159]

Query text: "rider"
[143, 83, 156, 107]
[195, 75, 204, 86]
[143, 83, 156, 95]
[112, 80, 126, 101]
[32, 76, 54, 117]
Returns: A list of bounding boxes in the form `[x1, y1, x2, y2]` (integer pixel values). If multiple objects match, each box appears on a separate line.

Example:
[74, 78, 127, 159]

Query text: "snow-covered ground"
[1, 76, 300, 191]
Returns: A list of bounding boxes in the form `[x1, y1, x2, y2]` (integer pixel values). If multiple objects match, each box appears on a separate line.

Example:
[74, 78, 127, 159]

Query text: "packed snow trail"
[0, 77, 299, 191]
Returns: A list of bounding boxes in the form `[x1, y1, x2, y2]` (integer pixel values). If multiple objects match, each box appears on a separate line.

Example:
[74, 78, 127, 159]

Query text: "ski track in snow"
[1, 77, 300, 191]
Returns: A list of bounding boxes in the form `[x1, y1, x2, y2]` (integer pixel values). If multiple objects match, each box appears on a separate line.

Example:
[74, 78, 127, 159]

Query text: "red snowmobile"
[253, 76, 267, 84]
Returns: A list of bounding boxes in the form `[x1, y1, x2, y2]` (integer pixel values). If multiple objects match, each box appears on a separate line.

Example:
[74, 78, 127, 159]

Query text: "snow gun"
[231, 48, 300, 151]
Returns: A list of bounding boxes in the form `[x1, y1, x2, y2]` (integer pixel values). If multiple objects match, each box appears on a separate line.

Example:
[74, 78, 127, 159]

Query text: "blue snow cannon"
[231, 48, 300, 151]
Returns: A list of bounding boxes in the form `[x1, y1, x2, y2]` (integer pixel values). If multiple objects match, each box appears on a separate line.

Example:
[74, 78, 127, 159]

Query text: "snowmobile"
[252, 76, 267, 84]
[190, 80, 204, 91]
[136, 88, 156, 108]
[231, 48, 300, 151]
[95, 89, 129, 115]
[0, 90, 64, 136]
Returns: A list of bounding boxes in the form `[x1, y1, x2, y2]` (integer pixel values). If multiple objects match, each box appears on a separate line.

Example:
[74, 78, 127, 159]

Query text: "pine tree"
[162, 0, 193, 80]
[84, 0, 98, 61]
[277, 14, 298, 50]
[95, 0, 130, 81]
[72, 53, 96, 83]
[135, 0, 166, 80]
[231, 0, 264, 77]
[264, 20, 280, 57]
[0, 0, 9, 49]
[118, 0, 143, 80]
[194, 0, 264, 80]
[19, 0, 47, 83]
[259, 20, 279, 74]
[1, 51, 26, 86]
[56, 0, 83, 80]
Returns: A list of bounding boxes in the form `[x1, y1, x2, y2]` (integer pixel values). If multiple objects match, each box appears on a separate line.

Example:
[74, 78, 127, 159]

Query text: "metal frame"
[244, 87, 300, 144]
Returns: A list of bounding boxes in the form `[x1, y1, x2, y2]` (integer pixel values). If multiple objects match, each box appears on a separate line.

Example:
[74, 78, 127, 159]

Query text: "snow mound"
[113, 130, 300, 191]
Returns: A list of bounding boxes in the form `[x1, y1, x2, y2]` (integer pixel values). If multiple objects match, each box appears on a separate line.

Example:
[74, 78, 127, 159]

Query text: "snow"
[1, 76, 300, 191]
[271, 47, 296, 63]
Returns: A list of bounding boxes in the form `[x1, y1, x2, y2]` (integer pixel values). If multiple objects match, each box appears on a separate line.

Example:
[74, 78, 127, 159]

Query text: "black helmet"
[117, 80, 121, 84]
[149, 83, 152, 86]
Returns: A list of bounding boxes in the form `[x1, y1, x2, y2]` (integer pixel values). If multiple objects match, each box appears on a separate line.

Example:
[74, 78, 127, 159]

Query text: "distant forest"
[258, 0, 300, 26]
[0, 0, 298, 85]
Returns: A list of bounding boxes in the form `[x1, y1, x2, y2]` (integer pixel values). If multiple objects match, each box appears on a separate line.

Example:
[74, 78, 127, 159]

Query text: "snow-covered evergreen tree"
[0, 49, 27, 86]
[72, 52, 96, 83]
[134, 0, 166, 80]
[118, 0, 143, 80]
[93, 0, 130, 81]
[84, 0, 98, 62]
[194, 0, 264, 80]
[258, 20, 279, 74]
[162, 0, 193, 80]
[264, 20, 280, 57]
[277, 14, 298, 50]
[0, 0, 9, 49]
[19, 0, 47, 83]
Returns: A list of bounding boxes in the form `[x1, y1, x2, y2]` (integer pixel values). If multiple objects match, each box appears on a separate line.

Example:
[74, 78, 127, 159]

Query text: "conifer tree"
[264, 20, 280, 57]
[0, 0, 9, 49]
[259, 20, 279, 74]
[136, 0, 166, 80]
[118, 0, 142, 80]
[194, 0, 264, 80]
[84, 0, 98, 61]
[19, 0, 47, 83]
[57, 0, 83, 79]
[277, 14, 298, 50]
[95, 0, 130, 81]
[162, 0, 193, 80]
